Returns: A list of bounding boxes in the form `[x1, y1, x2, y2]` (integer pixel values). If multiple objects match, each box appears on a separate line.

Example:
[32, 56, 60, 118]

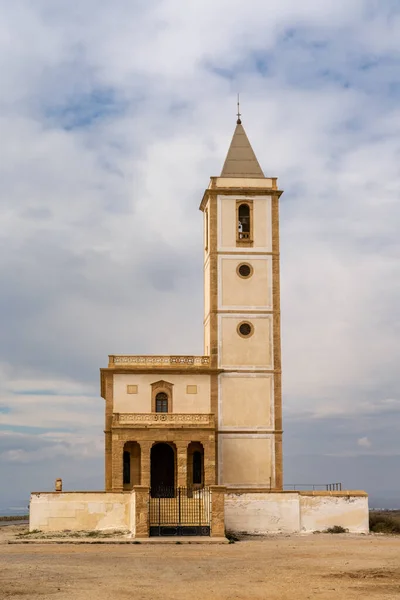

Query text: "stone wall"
[29, 492, 133, 533]
[225, 492, 300, 534]
[299, 492, 369, 533]
[30, 489, 369, 537]
[225, 490, 369, 535]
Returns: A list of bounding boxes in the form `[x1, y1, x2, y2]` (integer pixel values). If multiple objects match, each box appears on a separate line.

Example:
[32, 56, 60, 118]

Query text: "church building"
[100, 115, 283, 495]
[29, 115, 369, 538]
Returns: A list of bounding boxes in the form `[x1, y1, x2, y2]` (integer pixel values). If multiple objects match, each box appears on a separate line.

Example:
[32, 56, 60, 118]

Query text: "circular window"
[237, 263, 253, 279]
[237, 321, 254, 338]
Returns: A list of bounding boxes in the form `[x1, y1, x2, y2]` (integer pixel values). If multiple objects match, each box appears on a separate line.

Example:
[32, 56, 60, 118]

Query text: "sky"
[0, 0, 400, 514]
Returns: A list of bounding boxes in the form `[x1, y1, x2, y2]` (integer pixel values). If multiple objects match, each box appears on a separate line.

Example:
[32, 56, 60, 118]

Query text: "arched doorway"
[151, 443, 175, 497]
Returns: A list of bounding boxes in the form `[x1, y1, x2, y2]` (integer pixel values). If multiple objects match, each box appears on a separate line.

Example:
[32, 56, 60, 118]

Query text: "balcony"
[108, 355, 210, 369]
[113, 413, 215, 429]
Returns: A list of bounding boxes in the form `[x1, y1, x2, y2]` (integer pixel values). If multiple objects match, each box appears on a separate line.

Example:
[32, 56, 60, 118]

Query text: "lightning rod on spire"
[237, 93, 241, 124]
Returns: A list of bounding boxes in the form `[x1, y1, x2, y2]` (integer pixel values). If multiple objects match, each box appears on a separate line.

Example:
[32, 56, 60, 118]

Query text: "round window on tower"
[237, 321, 254, 338]
[237, 263, 253, 279]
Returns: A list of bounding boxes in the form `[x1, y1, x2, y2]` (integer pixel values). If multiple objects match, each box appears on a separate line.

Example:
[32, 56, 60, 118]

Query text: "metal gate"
[149, 487, 211, 536]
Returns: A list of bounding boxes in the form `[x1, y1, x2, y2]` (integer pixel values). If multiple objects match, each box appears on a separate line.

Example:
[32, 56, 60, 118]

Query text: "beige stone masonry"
[111, 438, 124, 492]
[103, 372, 113, 491]
[133, 486, 150, 537]
[110, 431, 216, 492]
[176, 441, 188, 487]
[271, 194, 283, 489]
[210, 486, 227, 537]
[139, 442, 151, 487]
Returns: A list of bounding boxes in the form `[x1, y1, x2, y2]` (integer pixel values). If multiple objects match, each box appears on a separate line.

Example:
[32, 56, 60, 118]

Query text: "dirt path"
[1, 526, 399, 599]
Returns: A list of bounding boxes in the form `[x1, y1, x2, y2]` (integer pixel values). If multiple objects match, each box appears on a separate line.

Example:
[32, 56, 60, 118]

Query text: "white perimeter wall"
[225, 492, 369, 534]
[29, 492, 134, 534]
[30, 490, 369, 536]
[225, 493, 300, 534]
[300, 494, 369, 533]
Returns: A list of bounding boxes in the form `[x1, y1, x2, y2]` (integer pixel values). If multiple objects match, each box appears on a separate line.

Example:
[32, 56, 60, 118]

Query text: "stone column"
[210, 485, 226, 537]
[105, 431, 112, 491]
[275, 432, 283, 490]
[111, 438, 124, 492]
[176, 441, 188, 488]
[139, 441, 152, 488]
[204, 434, 217, 486]
[104, 373, 114, 492]
[133, 485, 150, 538]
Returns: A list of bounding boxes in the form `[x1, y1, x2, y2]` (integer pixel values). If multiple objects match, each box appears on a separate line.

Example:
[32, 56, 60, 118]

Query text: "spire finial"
[236, 93, 241, 124]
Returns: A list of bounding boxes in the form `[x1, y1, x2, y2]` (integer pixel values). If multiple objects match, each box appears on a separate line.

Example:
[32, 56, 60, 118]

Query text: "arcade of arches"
[111, 436, 215, 493]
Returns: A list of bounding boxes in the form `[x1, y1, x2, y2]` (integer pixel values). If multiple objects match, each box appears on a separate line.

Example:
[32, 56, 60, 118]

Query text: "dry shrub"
[324, 525, 348, 534]
[369, 511, 400, 534]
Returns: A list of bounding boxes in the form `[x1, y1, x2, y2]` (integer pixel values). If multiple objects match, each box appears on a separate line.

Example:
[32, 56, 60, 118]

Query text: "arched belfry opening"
[238, 203, 250, 239]
[238, 203, 250, 231]
[150, 443, 176, 497]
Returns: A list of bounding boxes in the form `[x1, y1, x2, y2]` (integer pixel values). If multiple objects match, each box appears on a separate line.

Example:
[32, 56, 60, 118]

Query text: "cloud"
[1, 0, 400, 509]
[357, 436, 372, 448]
[0, 430, 103, 464]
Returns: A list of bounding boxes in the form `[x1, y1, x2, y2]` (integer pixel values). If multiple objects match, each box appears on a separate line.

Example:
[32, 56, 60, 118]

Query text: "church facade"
[101, 118, 283, 495]
[29, 117, 369, 537]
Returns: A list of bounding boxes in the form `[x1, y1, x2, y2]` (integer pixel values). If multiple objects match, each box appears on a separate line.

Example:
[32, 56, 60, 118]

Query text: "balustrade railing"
[283, 483, 342, 491]
[113, 413, 215, 428]
[108, 355, 210, 368]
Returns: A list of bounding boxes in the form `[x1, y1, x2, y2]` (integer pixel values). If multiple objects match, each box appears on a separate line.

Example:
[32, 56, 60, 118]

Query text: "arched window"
[193, 451, 202, 484]
[155, 392, 168, 413]
[238, 203, 251, 240]
[151, 381, 173, 413]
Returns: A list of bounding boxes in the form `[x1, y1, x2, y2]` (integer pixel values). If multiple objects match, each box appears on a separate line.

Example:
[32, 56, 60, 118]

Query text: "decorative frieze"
[113, 413, 214, 428]
[109, 355, 210, 368]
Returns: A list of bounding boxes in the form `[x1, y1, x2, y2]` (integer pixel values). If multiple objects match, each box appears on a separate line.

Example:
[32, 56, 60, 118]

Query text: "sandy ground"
[0, 525, 399, 600]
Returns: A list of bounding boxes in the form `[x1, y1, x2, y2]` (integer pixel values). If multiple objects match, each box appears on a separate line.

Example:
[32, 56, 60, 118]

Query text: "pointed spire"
[220, 119, 265, 178]
[237, 93, 241, 125]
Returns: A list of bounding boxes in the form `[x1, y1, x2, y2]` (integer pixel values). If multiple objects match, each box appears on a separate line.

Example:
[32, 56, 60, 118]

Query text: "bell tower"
[200, 116, 283, 489]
